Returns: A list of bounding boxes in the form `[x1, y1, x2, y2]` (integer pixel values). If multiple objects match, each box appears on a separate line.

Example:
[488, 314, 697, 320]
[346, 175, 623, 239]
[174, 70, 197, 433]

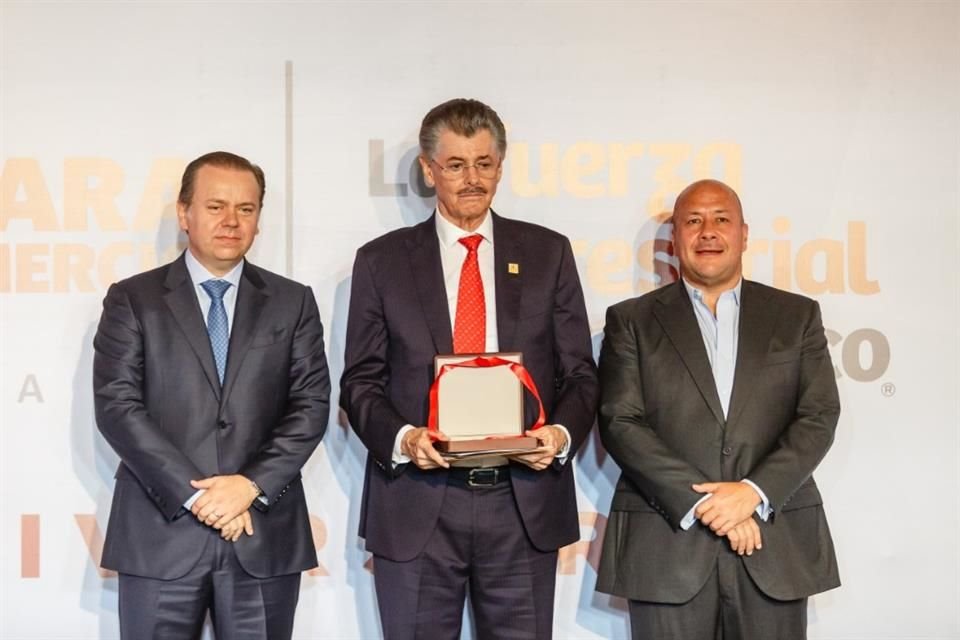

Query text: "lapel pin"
[508, 263, 520, 275]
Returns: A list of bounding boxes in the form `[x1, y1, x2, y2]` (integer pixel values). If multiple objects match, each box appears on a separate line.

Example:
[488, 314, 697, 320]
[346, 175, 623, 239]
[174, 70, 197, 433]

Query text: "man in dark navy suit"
[94, 151, 330, 639]
[341, 99, 598, 639]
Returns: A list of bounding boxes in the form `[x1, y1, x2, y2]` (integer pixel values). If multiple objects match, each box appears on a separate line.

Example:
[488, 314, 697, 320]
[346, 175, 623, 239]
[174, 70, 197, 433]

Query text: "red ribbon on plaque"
[427, 355, 546, 437]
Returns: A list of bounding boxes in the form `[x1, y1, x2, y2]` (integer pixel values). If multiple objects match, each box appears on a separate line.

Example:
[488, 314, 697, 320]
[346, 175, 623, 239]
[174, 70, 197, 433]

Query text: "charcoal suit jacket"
[596, 279, 840, 602]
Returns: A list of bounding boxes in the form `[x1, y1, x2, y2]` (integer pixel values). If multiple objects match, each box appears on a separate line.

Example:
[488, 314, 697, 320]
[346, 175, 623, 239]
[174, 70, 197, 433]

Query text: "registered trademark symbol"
[880, 382, 896, 397]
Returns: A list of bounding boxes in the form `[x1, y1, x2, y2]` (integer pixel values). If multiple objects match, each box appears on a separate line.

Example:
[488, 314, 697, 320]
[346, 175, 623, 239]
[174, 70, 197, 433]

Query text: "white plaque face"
[434, 353, 524, 439]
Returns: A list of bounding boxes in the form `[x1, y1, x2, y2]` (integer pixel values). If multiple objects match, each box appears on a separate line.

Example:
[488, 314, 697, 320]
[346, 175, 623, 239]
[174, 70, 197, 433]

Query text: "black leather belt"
[447, 466, 511, 488]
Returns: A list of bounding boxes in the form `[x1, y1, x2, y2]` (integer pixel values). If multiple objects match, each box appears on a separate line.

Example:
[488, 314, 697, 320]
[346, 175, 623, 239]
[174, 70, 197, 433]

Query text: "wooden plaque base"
[435, 436, 539, 454]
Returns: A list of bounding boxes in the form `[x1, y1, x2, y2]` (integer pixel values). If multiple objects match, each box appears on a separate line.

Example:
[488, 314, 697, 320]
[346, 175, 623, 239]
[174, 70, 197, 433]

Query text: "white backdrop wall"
[1, 2, 958, 638]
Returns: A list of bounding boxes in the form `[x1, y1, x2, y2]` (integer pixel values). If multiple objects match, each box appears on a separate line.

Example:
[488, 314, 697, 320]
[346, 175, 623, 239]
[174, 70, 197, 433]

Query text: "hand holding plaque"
[429, 353, 543, 458]
[509, 424, 568, 470]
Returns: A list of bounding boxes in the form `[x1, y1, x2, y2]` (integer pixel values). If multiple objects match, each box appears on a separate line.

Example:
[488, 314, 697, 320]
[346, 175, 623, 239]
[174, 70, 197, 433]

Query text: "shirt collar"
[434, 208, 494, 249]
[184, 249, 244, 289]
[682, 277, 742, 307]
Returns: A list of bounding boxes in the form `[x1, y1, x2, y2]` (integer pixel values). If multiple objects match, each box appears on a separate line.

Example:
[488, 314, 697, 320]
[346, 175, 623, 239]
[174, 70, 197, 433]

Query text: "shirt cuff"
[392, 425, 415, 468]
[680, 494, 711, 530]
[183, 489, 204, 510]
[553, 424, 572, 465]
[741, 478, 772, 521]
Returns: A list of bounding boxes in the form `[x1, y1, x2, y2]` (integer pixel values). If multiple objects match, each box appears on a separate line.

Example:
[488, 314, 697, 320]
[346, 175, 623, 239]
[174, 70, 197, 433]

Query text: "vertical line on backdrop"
[285, 60, 294, 278]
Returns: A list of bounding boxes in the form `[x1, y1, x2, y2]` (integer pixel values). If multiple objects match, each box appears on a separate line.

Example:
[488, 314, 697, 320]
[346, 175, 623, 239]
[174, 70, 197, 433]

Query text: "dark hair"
[419, 98, 507, 159]
[177, 151, 266, 208]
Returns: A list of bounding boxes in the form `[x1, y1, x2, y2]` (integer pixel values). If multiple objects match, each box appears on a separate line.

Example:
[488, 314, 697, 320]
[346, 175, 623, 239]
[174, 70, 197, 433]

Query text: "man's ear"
[176, 202, 189, 232]
[419, 155, 436, 188]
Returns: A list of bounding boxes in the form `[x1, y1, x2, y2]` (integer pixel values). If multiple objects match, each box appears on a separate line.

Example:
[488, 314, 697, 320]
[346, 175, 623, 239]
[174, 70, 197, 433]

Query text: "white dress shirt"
[436, 208, 499, 352]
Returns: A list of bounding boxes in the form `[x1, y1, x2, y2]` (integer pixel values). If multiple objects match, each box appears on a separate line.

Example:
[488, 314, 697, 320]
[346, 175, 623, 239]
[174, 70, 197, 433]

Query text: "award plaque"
[429, 352, 542, 457]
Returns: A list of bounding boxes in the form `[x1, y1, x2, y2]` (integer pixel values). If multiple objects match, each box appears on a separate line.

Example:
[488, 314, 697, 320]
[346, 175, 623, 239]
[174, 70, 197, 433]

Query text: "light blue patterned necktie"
[200, 279, 232, 384]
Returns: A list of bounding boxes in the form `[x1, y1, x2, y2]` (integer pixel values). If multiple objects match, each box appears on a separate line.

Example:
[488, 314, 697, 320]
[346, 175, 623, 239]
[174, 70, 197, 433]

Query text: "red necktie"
[453, 235, 486, 354]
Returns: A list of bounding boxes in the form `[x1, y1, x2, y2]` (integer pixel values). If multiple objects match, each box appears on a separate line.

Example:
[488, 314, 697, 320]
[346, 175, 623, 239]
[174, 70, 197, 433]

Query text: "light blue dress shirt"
[184, 250, 244, 335]
[688, 281, 741, 419]
[679, 278, 772, 530]
[182, 251, 244, 510]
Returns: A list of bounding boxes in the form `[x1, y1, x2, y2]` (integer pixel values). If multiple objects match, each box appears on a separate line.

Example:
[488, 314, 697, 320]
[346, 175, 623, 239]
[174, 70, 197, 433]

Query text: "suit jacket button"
[722, 446, 733, 455]
[218, 420, 228, 430]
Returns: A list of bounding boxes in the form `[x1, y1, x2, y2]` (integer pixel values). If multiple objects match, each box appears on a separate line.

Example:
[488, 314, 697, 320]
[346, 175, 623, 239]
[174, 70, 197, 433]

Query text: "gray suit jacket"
[596, 279, 840, 602]
[93, 253, 330, 579]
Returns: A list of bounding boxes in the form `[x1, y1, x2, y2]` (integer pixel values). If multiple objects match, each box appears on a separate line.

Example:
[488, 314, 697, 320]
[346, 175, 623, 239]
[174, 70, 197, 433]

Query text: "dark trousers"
[629, 548, 807, 640]
[118, 533, 301, 640]
[374, 479, 558, 640]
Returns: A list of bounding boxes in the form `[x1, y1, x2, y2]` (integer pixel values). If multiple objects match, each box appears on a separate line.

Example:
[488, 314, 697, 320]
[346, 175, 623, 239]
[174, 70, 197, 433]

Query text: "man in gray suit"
[596, 179, 840, 639]
[93, 151, 329, 639]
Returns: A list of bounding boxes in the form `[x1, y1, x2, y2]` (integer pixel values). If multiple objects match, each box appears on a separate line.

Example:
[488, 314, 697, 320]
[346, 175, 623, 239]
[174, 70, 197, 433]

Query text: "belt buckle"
[467, 467, 498, 488]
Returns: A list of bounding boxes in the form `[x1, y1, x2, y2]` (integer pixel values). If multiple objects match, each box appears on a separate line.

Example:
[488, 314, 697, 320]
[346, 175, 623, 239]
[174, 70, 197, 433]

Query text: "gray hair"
[419, 98, 507, 159]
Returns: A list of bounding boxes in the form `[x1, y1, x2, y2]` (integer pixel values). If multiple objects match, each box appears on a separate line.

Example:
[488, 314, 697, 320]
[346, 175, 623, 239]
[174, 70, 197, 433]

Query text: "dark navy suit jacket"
[93, 253, 330, 579]
[340, 212, 599, 561]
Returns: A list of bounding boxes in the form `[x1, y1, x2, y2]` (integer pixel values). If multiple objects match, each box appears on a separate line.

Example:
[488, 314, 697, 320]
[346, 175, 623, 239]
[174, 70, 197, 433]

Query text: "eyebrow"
[684, 207, 729, 214]
[443, 154, 493, 162]
[205, 198, 258, 207]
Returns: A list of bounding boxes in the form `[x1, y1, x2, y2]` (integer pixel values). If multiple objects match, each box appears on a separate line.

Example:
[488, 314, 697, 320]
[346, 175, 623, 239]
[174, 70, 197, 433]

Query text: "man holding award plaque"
[341, 98, 598, 639]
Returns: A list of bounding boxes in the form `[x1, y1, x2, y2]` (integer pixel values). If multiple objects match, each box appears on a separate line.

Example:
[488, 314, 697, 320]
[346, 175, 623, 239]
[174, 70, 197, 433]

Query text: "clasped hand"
[189, 474, 259, 542]
[693, 481, 763, 556]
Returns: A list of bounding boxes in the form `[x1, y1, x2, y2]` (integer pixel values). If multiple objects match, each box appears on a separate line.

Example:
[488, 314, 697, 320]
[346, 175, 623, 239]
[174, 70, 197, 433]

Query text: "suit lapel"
[163, 254, 221, 401]
[221, 261, 269, 405]
[407, 215, 454, 355]
[492, 212, 522, 351]
[726, 281, 775, 427]
[653, 281, 725, 427]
